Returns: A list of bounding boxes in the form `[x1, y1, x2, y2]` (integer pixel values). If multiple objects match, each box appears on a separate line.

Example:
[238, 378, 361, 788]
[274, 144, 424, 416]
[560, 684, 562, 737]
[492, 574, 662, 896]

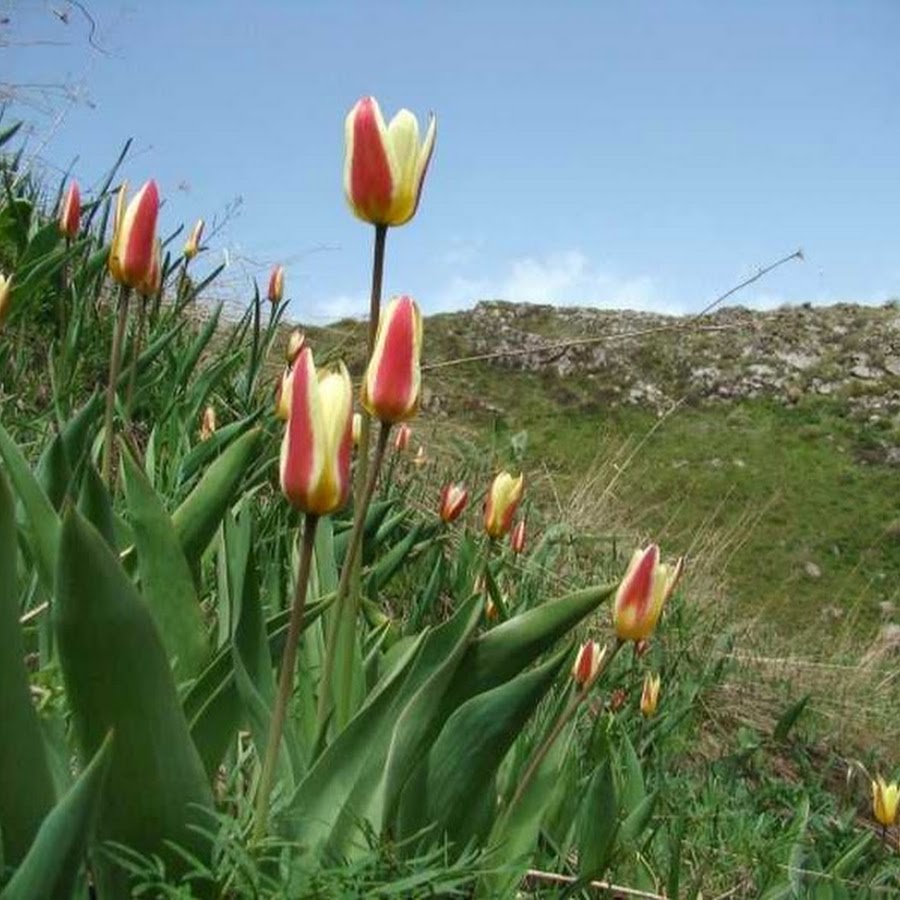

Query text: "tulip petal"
[385, 109, 421, 225]
[344, 97, 394, 224]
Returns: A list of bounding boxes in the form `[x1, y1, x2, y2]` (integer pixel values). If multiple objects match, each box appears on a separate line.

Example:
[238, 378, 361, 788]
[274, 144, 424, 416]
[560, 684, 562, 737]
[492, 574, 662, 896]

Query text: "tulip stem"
[102, 284, 131, 488]
[125, 295, 147, 421]
[504, 639, 624, 818]
[316, 421, 392, 734]
[253, 512, 319, 843]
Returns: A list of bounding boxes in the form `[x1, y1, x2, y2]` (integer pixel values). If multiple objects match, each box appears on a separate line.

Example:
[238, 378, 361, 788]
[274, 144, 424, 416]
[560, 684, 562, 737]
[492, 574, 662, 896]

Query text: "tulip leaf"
[172, 427, 262, 568]
[77, 460, 118, 550]
[0, 468, 55, 868]
[176, 413, 259, 488]
[0, 733, 113, 900]
[576, 757, 619, 883]
[121, 447, 209, 679]
[416, 645, 570, 849]
[54, 507, 215, 895]
[0, 420, 60, 594]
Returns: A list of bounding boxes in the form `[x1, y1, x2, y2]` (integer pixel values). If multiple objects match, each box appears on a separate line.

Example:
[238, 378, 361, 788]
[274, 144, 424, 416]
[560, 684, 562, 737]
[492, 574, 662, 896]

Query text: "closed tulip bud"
[0, 273, 11, 328]
[200, 405, 217, 441]
[484, 472, 524, 539]
[613, 545, 681, 642]
[640, 672, 661, 717]
[109, 180, 160, 290]
[572, 641, 605, 687]
[394, 422, 412, 452]
[286, 328, 305, 364]
[412, 445, 428, 468]
[439, 483, 468, 524]
[59, 180, 81, 239]
[137, 238, 162, 298]
[184, 218, 204, 260]
[873, 776, 900, 828]
[484, 597, 499, 622]
[361, 295, 422, 424]
[609, 688, 628, 713]
[279, 347, 353, 516]
[268, 265, 284, 304]
[344, 96, 436, 227]
[274, 366, 293, 421]
[510, 518, 526, 554]
[352, 412, 362, 447]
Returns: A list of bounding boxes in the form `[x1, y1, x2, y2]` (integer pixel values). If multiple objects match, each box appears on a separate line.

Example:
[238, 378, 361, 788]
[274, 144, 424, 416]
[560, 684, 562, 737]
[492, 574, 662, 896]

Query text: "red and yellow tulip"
[274, 366, 293, 422]
[873, 776, 900, 828]
[200, 405, 217, 441]
[279, 348, 353, 516]
[484, 472, 524, 539]
[268, 264, 284, 304]
[613, 546, 683, 642]
[108, 180, 160, 290]
[510, 518, 526, 554]
[394, 422, 412, 452]
[572, 641, 604, 687]
[137, 238, 162, 298]
[59, 180, 81, 239]
[286, 328, 305, 364]
[439, 483, 468, 524]
[361, 295, 422, 423]
[184, 218, 204, 260]
[344, 96, 436, 227]
[640, 672, 661, 717]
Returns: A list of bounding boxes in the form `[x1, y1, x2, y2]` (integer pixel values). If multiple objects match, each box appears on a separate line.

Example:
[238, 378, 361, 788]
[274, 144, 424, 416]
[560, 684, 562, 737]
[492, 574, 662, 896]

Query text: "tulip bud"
[439, 483, 468, 524]
[484, 597, 499, 622]
[184, 218, 204, 260]
[275, 366, 293, 421]
[59, 180, 81, 239]
[609, 688, 628, 713]
[279, 347, 353, 516]
[483, 472, 524, 539]
[0, 273, 11, 328]
[286, 328, 305, 364]
[200, 405, 217, 441]
[394, 422, 412, 452]
[352, 412, 362, 448]
[412, 446, 427, 468]
[343, 96, 436, 227]
[640, 672, 661, 717]
[873, 776, 900, 828]
[361, 295, 422, 424]
[268, 265, 284, 304]
[137, 238, 162, 298]
[510, 518, 526, 554]
[109, 180, 160, 290]
[613, 545, 682, 642]
[572, 641, 605, 687]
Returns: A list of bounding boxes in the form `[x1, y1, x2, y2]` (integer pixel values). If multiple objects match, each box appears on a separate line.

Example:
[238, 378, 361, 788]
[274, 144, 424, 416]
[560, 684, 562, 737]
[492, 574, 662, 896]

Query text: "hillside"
[309, 299, 900, 647]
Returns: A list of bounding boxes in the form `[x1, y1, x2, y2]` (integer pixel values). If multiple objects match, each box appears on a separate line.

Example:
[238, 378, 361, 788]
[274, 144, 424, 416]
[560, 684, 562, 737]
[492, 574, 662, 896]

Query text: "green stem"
[316, 421, 391, 732]
[505, 639, 624, 816]
[253, 512, 319, 842]
[101, 284, 131, 488]
[125, 295, 147, 420]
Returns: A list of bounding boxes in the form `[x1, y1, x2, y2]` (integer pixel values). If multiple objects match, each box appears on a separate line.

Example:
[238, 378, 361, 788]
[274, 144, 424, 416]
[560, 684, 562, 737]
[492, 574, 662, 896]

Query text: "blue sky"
[5, 1, 900, 321]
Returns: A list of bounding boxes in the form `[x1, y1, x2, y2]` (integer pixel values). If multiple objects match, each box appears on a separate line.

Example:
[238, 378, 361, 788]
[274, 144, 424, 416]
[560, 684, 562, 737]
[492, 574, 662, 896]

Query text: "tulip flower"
[613, 545, 684, 642]
[394, 422, 412, 452]
[200, 405, 217, 441]
[352, 412, 362, 448]
[641, 672, 661, 717]
[279, 347, 353, 516]
[184, 218, 204, 260]
[412, 446, 428, 468]
[59, 180, 81, 239]
[572, 641, 604, 687]
[609, 688, 628, 713]
[137, 238, 162, 298]
[439, 483, 468, 524]
[108, 180, 160, 290]
[484, 597, 499, 622]
[344, 96, 436, 227]
[268, 264, 284, 304]
[0, 273, 11, 328]
[484, 472, 524, 539]
[510, 518, 526, 554]
[873, 776, 900, 828]
[275, 366, 293, 421]
[361, 295, 422, 424]
[286, 328, 305, 364]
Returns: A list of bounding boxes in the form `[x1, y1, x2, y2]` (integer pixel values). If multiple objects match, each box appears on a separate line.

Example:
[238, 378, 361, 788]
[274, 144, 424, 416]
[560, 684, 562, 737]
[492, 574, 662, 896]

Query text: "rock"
[851, 364, 882, 380]
[884, 356, 900, 377]
[804, 561, 822, 579]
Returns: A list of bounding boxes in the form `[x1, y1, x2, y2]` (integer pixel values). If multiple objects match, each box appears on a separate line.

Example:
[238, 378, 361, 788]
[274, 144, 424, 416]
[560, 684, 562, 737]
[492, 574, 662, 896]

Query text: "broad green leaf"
[77, 461, 117, 550]
[54, 508, 214, 895]
[121, 448, 209, 679]
[0, 469, 55, 867]
[418, 646, 569, 848]
[0, 420, 60, 593]
[1, 734, 112, 900]
[172, 428, 262, 567]
[176, 414, 258, 487]
[577, 758, 618, 882]
[617, 728, 646, 815]
[773, 694, 811, 742]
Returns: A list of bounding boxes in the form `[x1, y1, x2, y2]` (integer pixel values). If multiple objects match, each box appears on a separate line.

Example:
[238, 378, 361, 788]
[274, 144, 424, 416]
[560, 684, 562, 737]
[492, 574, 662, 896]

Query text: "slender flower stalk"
[102, 284, 131, 486]
[505, 639, 622, 817]
[253, 514, 318, 841]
